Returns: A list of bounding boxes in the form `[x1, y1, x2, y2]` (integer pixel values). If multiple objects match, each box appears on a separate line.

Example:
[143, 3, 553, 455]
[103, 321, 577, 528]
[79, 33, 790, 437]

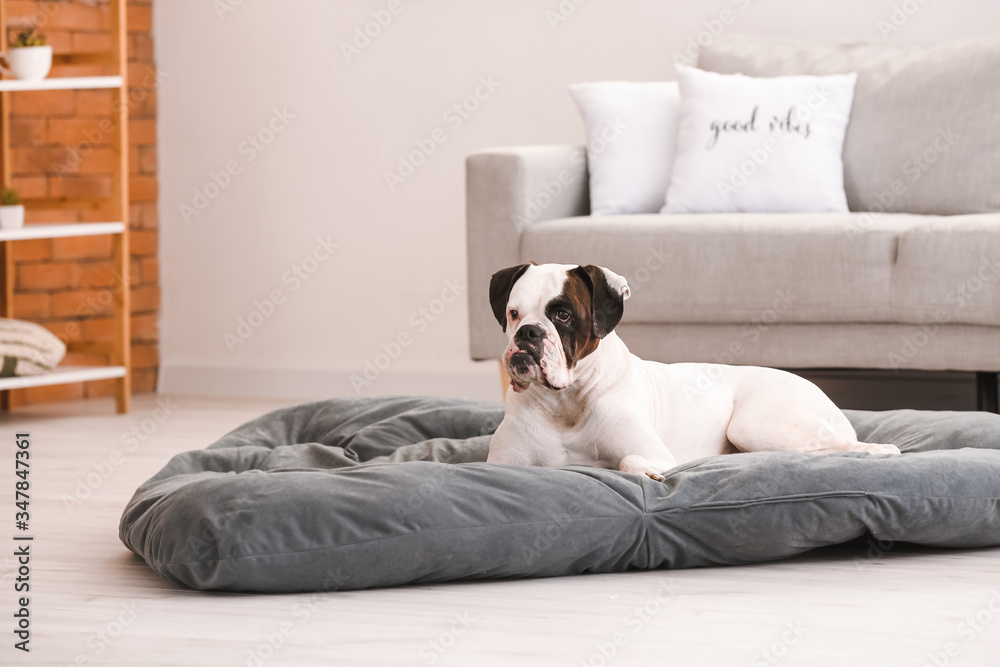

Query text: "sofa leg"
[499, 360, 510, 401]
[977, 372, 999, 413]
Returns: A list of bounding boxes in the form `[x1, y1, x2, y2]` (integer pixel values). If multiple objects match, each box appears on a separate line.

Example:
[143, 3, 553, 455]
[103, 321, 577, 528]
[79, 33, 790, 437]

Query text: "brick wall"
[5, 0, 158, 407]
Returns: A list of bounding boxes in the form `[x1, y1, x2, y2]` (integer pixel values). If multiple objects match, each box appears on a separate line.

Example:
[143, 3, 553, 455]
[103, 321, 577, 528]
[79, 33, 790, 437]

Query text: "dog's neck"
[516, 332, 633, 414]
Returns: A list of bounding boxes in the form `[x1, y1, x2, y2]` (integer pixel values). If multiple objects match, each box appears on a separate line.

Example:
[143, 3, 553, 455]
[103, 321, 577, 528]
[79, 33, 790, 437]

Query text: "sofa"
[466, 35, 1000, 412]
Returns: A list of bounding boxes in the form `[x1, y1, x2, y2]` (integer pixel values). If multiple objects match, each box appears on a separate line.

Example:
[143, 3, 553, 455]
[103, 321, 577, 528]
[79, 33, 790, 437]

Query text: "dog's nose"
[514, 323, 546, 342]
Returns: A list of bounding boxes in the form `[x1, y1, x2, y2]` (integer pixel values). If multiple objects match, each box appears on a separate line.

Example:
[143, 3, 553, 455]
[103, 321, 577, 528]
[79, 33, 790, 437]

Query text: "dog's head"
[489, 263, 631, 393]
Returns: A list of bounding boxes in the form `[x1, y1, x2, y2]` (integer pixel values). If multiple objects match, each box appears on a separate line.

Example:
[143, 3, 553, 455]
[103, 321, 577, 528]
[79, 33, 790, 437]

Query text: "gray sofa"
[466, 35, 1000, 412]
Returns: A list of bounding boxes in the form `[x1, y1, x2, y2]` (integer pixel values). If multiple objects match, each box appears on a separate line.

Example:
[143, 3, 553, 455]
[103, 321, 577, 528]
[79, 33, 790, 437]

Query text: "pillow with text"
[662, 65, 857, 214]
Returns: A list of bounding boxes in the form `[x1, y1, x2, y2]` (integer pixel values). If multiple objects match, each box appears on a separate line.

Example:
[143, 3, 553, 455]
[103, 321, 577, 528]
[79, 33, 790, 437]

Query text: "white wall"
[155, 0, 1000, 401]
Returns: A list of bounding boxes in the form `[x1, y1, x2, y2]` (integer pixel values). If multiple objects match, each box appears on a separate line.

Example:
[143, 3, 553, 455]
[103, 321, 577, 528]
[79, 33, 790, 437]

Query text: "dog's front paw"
[619, 454, 669, 482]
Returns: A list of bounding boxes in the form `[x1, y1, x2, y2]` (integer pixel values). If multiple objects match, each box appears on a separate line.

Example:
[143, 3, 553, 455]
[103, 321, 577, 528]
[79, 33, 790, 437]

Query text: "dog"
[486, 262, 900, 481]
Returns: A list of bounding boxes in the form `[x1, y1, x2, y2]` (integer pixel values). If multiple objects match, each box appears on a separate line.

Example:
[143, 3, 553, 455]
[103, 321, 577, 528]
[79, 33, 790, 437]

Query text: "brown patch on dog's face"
[496, 263, 627, 392]
[547, 270, 599, 368]
[547, 266, 626, 369]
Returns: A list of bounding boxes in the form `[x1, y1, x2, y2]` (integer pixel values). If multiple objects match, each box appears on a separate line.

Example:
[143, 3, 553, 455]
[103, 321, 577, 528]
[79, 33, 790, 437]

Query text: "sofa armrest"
[466, 145, 590, 360]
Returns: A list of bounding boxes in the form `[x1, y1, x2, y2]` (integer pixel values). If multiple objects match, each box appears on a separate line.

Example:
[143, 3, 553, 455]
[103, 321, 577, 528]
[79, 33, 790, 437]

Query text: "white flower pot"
[1, 45, 52, 81]
[0, 205, 25, 230]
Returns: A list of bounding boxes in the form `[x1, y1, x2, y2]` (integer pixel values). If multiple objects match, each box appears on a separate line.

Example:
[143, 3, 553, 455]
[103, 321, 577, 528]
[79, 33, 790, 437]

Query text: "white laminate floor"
[1, 394, 998, 667]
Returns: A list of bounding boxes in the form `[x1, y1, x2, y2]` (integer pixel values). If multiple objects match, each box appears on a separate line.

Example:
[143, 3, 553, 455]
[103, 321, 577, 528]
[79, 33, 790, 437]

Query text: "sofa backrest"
[698, 34, 1000, 216]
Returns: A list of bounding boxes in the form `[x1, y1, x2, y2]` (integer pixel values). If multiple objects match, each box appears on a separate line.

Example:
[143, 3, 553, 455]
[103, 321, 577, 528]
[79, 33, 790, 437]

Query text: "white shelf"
[0, 222, 124, 241]
[0, 365, 125, 391]
[0, 76, 122, 92]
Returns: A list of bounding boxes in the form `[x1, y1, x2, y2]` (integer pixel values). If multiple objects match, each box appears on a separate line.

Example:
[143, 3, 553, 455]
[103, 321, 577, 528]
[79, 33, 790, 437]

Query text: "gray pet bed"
[119, 396, 1000, 593]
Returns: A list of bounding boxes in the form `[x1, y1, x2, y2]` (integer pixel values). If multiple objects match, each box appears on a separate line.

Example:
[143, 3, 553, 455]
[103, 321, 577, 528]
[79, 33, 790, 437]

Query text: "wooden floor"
[2, 394, 999, 666]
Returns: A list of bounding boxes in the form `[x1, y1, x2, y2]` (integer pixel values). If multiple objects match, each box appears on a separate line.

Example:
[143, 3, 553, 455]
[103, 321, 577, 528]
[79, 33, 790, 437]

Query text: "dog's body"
[487, 263, 899, 480]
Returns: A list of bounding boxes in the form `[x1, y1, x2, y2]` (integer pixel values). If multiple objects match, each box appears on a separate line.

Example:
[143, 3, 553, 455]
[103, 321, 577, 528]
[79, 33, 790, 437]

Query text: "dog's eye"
[509, 309, 519, 321]
[553, 309, 571, 323]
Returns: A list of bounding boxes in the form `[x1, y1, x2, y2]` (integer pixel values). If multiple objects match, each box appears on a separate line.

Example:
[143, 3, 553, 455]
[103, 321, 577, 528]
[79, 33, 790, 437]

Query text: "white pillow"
[662, 65, 858, 214]
[569, 82, 681, 215]
[0, 319, 66, 377]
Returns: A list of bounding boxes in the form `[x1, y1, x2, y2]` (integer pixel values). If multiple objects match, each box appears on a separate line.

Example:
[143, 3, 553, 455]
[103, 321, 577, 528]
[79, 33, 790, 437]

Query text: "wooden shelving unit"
[0, 75, 122, 91]
[0, 0, 131, 413]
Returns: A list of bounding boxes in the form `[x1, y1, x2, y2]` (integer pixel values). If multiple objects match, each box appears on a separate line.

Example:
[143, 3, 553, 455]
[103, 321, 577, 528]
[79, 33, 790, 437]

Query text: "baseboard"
[793, 369, 977, 411]
[158, 364, 977, 411]
[158, 363, 501, 402]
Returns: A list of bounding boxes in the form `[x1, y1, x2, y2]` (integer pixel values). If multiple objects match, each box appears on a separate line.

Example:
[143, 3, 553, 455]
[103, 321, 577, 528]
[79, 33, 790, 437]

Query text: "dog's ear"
[489, 263, 534, 331]
[573, 265, 629, 339]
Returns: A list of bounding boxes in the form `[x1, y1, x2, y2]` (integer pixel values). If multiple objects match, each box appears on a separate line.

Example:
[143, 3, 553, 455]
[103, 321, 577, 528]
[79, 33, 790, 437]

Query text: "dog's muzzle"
[510, 324, 545, 366]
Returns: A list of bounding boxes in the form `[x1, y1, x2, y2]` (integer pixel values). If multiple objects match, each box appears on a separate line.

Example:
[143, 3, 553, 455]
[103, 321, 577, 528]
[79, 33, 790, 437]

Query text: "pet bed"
[119, 396, 1000, 593]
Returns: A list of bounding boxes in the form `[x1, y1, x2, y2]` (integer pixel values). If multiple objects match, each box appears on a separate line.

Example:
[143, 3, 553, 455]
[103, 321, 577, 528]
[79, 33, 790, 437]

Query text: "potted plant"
[0, 188, 24, 230]
[0, 29, 52, 81]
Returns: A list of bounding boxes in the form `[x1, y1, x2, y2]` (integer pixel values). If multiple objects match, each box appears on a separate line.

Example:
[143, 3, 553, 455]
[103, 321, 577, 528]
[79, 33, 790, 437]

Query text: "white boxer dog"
[486, 262, 900, 481]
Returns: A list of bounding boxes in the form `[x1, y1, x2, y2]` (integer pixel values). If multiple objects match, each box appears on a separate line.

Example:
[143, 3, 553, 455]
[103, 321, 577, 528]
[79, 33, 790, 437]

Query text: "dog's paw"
[847, 442, 901, 455]
[619, 454, 669, 482]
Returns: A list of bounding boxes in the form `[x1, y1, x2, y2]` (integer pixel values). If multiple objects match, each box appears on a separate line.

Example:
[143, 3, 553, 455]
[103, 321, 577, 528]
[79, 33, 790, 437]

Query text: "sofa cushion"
[519, 213, 1000, 326]
[698, 34, 1000, 216]
[890, 214, 1000, 326]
